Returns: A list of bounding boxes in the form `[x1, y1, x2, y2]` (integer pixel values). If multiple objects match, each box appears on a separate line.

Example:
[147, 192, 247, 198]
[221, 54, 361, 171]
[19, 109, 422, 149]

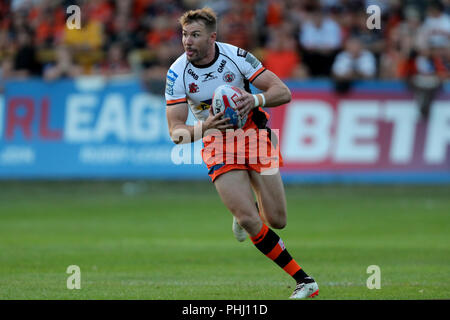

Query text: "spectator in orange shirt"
[263, 24, 304, 79]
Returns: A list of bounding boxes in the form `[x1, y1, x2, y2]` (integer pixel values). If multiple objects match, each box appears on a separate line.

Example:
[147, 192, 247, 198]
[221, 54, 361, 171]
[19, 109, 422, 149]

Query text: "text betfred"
[281, 100, 450, 166]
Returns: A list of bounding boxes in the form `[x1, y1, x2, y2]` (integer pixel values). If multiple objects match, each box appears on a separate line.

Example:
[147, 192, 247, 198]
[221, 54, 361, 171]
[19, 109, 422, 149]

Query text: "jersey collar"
[191, 43, 220, 69]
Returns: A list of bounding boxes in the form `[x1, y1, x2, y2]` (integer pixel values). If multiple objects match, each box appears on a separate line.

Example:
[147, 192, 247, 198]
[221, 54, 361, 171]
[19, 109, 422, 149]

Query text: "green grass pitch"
[0, 181, 449, 299]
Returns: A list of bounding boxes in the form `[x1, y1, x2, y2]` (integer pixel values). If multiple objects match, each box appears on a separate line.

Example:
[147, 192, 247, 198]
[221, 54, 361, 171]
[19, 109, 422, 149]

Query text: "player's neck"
[192, 42, 218, 68]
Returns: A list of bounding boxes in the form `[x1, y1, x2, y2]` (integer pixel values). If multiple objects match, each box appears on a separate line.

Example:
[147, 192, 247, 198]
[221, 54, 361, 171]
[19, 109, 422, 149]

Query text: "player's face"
[182, 21, 214, 63]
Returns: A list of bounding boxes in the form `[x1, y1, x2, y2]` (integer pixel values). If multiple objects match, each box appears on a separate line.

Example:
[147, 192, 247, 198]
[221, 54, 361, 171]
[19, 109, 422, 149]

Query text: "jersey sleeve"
[165, 67, 187, 106]
[234, 47, 266, 83]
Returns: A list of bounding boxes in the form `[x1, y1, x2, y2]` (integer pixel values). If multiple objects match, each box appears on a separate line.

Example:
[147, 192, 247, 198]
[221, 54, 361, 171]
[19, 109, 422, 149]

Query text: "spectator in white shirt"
[332, 37, 377, 93]
[299, 5, 342, 76]
[416, 1, 450, 51]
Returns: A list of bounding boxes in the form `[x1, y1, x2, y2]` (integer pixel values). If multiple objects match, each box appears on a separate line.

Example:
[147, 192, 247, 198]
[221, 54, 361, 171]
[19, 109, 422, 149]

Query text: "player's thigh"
[249, 169, 287, 228]
[214, 169, 262, 235]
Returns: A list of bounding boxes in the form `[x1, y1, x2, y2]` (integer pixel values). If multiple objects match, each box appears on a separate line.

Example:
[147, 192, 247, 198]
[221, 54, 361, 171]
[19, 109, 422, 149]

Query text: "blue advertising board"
[0, 77, 205, 179]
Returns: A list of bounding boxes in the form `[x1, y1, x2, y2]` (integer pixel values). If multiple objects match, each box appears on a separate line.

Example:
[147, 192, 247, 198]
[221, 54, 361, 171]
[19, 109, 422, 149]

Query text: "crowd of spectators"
[0, 0, 449, 96]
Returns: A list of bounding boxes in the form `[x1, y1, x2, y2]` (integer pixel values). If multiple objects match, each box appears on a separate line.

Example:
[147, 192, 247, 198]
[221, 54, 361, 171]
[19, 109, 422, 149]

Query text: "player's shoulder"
[167, 52, 188, 77]
[217, 42, 262, 72]
[217, 41, 250, 60]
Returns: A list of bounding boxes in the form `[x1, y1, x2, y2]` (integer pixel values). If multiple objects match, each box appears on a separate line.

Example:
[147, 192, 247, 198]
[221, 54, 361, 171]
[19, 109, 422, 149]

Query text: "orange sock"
[251, 223, 308, 282]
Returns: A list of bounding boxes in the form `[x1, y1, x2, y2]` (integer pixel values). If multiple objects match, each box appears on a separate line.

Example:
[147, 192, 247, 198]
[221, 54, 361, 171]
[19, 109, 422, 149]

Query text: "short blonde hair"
[179, 7, 217, 33]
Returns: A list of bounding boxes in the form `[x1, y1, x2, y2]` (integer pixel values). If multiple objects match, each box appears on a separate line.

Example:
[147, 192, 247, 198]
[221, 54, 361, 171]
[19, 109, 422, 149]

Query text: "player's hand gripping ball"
[212, 85, 248, 129]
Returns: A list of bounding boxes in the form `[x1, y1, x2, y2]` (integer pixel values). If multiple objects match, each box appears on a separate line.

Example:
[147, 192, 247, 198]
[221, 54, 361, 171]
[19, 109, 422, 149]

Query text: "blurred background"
[0, 0, 449, 181]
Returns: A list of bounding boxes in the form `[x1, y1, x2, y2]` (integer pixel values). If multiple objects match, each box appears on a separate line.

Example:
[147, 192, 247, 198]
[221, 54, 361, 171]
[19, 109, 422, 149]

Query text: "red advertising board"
[269, 91, 450, 174]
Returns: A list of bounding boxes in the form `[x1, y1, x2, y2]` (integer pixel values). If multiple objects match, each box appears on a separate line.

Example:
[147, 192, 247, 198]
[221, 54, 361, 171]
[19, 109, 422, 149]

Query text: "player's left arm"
[235, 70, 291, 117]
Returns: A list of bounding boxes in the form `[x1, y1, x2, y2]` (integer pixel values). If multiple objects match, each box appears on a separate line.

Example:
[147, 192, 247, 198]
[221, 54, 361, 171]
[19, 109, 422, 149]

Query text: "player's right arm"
[165, 65, 232, 144]
[166, 103, 232, 144]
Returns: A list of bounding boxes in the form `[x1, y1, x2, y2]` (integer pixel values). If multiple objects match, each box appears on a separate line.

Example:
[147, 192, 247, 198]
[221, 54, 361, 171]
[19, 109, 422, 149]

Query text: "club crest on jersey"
[189, 82, 199, 93]
[223, 71, 235, 83]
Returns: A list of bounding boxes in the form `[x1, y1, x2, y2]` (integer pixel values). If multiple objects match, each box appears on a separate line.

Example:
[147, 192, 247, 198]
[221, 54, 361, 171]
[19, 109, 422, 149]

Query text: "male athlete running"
[165, 7, 318, 299]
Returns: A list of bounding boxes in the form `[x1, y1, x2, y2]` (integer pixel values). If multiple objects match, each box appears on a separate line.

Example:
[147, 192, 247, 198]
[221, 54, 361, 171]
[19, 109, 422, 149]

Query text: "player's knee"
[267, 214, 287, 229]
[269, 219, 286, 230]
[235, 212, 259, 232]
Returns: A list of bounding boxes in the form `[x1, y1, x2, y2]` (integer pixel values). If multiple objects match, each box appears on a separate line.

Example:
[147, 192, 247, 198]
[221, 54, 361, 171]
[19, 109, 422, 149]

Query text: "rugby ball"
[211, 85, 248, 128]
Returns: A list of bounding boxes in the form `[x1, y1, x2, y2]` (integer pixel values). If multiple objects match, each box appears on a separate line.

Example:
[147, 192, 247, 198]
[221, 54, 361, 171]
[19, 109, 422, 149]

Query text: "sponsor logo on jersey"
[245, 53, 260, 69]
[237, 48, 248, 57]
[202, 71, 217, 82]
[195, 99, 212, 111]
[188, 68, 199, 80]
[223, 71, 235, 83]
[166, 69, 178, 95]
[189, 82, 199, 93]
[217, 59, 227, 73]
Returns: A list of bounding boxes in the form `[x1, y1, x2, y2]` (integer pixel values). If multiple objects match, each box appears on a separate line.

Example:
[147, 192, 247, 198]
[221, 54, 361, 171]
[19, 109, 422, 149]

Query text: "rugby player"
[165, 7, 318, 299]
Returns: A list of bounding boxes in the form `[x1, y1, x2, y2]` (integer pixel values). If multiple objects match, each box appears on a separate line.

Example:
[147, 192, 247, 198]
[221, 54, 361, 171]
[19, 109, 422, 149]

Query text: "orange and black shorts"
[201, 113, 283, 182]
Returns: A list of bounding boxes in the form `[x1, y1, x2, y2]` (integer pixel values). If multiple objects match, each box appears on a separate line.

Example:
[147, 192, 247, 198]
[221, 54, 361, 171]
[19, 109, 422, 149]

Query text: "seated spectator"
[0, 57, 13, 82]
[299, 5, 342, 77]
[98, 43, 132, 77]
[30, 4, 66, 49]
[142, 43, 174, 95]
[263, 25, 304, 79]
[10, 29, 42, 78]
[415, 1, 450, 51]
[63, 9, 104, 74]
[218, 0, 256, 49]
[86, 0, 113, 24]
[146, 15, 178, 49]
[106, 12, 139, 51]
[380, 6, 422, 79]
[332, 37, 376, 93]
[346, 10, 385, 59]
[43, 45, 81, 81]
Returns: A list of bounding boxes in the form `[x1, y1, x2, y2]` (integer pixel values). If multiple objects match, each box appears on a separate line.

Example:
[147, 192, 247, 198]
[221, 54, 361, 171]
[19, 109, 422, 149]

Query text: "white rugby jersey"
[165, 42, 266, 122]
